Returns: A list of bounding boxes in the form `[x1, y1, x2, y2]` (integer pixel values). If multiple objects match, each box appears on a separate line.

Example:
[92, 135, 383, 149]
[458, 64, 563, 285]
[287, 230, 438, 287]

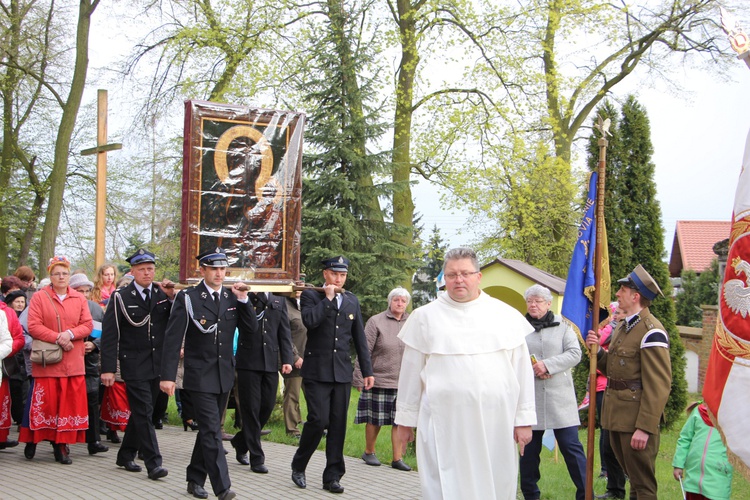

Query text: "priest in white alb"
[395, 247, 537, 500]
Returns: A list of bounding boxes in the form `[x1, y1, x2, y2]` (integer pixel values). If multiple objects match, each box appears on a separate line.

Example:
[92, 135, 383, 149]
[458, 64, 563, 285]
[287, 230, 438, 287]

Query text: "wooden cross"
[81, 89, 122, 270]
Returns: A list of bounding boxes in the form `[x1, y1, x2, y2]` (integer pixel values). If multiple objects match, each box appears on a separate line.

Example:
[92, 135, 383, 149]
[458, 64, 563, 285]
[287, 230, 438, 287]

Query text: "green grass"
[166, 389, 749, 497]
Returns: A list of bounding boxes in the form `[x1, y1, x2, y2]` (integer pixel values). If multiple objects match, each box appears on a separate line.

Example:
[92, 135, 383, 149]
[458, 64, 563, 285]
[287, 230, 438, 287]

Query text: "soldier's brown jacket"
[597, 307, 672, 435]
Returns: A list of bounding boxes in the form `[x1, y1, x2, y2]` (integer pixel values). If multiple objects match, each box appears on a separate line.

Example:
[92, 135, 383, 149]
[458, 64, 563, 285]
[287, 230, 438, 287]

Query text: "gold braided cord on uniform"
[714, 321, 750, 362]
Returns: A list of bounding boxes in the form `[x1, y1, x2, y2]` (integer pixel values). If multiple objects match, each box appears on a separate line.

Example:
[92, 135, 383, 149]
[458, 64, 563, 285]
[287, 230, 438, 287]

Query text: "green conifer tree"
[579, 96, 687, 428]
[412, 225, 448, 308]
[299, 0, 414, 319]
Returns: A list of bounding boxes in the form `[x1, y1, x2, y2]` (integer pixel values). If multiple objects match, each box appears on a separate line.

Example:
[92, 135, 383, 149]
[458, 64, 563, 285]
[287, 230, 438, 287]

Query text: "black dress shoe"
[260, 429, 271, 436]
[236, 451, 249, 465]
[187, 481, 209, 499]
[54, 443, 72, 465]
[218, 489, 236, 500]
[251, 464, 269, 473]
[291, 469, 306, 488]
[106, 429, 121, 443]
[323, 480, 344, 493]
[116, 459, 142, 472]
[88, 442, 109, 455]
[148, 466, 168, 480]
[153, 419, 163, 429]
[595, 492, 625, 499]
[24, 442, 36, 459]
[230, 440, 249, 465]
[0, 439, 18, 449]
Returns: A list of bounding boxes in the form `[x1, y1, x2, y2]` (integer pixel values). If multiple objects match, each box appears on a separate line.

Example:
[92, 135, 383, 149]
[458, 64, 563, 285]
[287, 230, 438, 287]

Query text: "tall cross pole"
[81, 89, 122, 270]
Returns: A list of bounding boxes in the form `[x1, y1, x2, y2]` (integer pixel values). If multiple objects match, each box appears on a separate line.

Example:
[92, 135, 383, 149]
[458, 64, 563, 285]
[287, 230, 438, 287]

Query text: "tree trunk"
[0, 0, 23, 274]
[38, 0, 98, 274]
[391, 0, 419, 290]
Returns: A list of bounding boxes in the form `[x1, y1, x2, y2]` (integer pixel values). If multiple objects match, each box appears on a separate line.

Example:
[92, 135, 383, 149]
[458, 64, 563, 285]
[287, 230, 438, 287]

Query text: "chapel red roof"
[668, 220, 731, 277]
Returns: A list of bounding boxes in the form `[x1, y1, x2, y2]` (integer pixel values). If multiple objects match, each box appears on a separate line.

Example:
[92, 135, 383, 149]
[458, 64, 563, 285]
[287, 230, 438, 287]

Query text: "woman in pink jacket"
[19, 256, 93, 465]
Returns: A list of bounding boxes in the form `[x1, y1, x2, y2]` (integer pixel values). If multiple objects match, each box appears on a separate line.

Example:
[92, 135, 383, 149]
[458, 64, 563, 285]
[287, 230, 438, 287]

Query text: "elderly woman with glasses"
[19, 256, 93, 465]
[353, 287, 413, 471]
[520, 284, 587, 500]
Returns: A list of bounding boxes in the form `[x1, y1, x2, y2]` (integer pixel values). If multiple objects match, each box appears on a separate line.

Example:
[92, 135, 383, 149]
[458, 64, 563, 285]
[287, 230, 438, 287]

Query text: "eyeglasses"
[444, 271, 479, 280]
[526, 298, 548, 304]
[50, 272, 70, 278]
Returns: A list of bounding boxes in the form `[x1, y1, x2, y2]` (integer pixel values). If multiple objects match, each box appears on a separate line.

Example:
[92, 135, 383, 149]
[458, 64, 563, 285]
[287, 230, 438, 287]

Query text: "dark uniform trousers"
[161, 282, 257, 497]
[232, 293, 293, 466]
[291, 289, 373, 484]
[187, 390, 231, 493]
[292, 379, 351, 482]
[120, 378, 162, 469]
[101, 282, 171, 472]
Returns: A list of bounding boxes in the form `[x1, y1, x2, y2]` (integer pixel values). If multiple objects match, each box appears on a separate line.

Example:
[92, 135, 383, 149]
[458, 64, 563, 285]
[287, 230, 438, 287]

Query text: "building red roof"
[669, 220, 731, 277]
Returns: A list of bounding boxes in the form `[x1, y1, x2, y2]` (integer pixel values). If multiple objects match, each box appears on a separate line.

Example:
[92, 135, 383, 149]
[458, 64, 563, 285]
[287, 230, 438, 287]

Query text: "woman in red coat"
[19, 256, 93, 464]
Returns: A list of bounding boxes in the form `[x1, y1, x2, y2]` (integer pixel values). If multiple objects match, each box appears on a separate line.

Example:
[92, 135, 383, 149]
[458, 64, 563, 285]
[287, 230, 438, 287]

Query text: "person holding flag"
[586, 265, 671, 500]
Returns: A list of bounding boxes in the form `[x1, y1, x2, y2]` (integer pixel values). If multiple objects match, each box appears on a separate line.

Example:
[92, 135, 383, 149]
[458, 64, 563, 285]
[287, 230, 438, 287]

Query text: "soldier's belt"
[607, 379, 642, 391]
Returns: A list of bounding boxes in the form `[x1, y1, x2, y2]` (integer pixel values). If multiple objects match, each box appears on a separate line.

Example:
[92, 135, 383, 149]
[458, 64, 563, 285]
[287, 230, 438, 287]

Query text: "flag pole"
[586, 117, 609, 500]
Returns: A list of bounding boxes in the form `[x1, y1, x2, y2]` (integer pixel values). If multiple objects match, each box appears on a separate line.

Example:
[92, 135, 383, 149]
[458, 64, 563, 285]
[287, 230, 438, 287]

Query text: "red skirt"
[100, 381, 130, 431]
[0, 378, 10, 442]
[19, 376, 88, 444]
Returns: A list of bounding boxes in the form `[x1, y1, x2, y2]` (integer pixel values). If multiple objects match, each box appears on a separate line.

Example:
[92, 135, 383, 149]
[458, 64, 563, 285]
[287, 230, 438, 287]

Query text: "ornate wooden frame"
[180, 100, 304, 283]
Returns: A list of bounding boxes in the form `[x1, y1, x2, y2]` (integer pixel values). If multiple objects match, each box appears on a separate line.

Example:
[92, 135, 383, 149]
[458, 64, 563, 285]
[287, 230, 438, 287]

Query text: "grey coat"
[524, 315, 582, 430]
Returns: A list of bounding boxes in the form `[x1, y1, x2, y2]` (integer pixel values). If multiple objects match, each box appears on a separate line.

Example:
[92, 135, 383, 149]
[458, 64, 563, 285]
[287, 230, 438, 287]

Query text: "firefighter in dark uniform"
[100, 249, 175, 480]
[587, 265, 672, 500]
[160, 249, 258, 500]
[291, 256, 374, 494]
[230, 291, 294, 472]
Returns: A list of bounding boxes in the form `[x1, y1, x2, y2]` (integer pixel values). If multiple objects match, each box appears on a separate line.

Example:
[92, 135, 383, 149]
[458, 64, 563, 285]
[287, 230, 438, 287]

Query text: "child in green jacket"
[672, 402, 733, 500]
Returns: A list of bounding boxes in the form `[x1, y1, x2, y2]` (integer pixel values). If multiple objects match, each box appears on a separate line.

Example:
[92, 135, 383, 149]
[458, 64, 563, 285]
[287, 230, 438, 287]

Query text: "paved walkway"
[1, 425, 422, 499]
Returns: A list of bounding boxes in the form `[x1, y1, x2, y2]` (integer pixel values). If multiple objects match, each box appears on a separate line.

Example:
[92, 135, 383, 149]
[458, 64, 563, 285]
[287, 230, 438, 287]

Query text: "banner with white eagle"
[703, 8, 750, 476]
[703, 128, 750, 475]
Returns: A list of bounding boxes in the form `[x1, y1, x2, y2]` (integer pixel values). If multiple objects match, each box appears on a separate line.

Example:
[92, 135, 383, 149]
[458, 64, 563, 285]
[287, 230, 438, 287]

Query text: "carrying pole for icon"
[586, 116, 609, 500]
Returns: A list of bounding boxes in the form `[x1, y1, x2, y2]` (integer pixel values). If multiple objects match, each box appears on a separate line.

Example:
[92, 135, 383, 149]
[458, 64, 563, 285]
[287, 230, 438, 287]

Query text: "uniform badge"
[201, 291, 207, 299]
[223, 291, 228, 298]
[348, 314, 354, 320]
[131, 290, 137, 296]
[338, 256, 344, 264]
[139, 249, 145, 255]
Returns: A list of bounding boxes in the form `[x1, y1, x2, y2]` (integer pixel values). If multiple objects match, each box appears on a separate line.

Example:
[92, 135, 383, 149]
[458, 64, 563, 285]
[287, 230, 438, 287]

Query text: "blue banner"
[561, 173, 599, 338]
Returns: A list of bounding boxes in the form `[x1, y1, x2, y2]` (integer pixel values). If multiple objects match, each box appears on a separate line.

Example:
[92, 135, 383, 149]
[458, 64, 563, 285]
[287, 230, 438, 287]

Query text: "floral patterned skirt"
[0, 378, 11, 442]
[19, 376, 88, 444]
[100, 381, 130, 431]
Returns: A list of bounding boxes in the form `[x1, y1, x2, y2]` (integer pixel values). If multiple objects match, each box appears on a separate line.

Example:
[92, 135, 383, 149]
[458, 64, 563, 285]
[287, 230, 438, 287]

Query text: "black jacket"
[300, 288, 373, 383]
[236, 292, 294, 373]
[101, 282, 172, 381]
[161, 282, 258, 394]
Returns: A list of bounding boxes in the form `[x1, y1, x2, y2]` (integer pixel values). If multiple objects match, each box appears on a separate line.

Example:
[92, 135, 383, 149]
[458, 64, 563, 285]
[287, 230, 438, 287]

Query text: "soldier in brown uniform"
[586, 265, 671, 500]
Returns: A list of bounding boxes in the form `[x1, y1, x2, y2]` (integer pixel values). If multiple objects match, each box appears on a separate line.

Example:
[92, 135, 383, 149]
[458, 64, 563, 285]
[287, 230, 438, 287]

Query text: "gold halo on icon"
[214, 125, 273, 198]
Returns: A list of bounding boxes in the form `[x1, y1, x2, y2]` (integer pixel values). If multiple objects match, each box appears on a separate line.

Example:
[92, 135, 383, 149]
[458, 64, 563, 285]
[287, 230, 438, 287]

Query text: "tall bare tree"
[38, 0, 99, 275]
